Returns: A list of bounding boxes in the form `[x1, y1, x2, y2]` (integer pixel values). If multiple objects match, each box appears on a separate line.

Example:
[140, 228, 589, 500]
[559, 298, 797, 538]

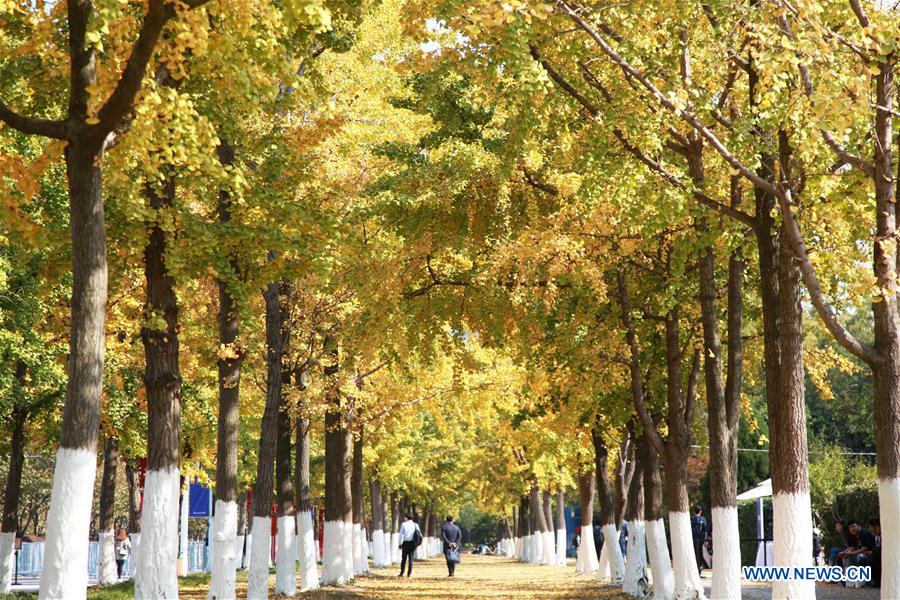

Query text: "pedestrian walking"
[398, 514, 421, 577]
[441, 515, 462, 577]
[114, 528, 131, 579]
[690, 506, 709, 574]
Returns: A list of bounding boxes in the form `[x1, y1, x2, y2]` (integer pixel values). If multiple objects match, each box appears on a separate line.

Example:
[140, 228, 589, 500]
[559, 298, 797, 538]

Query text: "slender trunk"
[97, 438, 118, 585]
[370, 480, 386, 567]
[390, 492, 400, 564]
[642, 434, 673, 600]
[295, 411, 318, 590]
[210, 140, 243, 600]
[698, 182, 744, 600]
[40, 138, 107, 600]
[351, 425, 367, 574]
[126, 462, 141, 534]
[380, 487, 391, 565]
[518, 496, 530, 562]
[592, 429, 625, 582]
[622, 441, 646, 597]
[614, 432, 633, 528]
[554, 490, 565, 566]
[247, 279, 284, 600]
[136, 172, 182, 600]
[541, 490, 555, 566]
[1, 387, 27, 593]
[275, 364, 296, 595]
[575, 472, 598, 573]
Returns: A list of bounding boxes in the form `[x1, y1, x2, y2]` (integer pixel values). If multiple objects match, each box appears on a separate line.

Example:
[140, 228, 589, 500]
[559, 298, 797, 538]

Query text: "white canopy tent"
[737, 478, 772, 567]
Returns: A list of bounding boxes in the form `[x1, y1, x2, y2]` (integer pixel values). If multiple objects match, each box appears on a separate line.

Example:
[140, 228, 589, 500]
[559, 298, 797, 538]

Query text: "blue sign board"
[188, 483, 211, 517]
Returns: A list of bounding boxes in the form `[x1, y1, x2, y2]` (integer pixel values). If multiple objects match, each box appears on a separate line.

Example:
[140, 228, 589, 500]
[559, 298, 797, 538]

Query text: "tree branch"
[0, 103, 67, 139]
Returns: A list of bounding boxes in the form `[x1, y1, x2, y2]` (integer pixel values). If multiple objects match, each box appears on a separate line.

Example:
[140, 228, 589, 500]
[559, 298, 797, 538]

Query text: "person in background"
[838, 520, 876, 572]
[690, 506, 709, 574]
[861, 518, 881, 588]
[114, 528, 131, 579]
[398, 514, 421, 577]
[441, 515, 463, 577]
[619, 520, 628, 557]
[828, 520, 848, 566]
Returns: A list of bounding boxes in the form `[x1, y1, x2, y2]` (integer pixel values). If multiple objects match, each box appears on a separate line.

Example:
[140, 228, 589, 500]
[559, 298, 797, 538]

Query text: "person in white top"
[398, 514, 421, 577]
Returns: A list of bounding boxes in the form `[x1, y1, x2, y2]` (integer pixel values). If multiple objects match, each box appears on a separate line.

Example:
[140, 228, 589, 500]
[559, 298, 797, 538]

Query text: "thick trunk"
[135, 172, 183, 600]
[642, 436, 673, 600]
[1, 396, 27, 593]
[97, 438, 118, 586]
[40, 139, 107, 600]
[592, 428, 625, 582]
[247, 280, 284, 600]
[210, 141, 243, 600]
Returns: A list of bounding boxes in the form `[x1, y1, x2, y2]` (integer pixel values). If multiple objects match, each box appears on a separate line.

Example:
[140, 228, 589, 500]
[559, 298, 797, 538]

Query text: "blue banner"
[188, 483, 211, 517]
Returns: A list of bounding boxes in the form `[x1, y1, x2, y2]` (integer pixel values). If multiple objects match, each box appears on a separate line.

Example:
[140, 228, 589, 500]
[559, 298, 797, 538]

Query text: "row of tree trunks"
[592, 429, 625, 583]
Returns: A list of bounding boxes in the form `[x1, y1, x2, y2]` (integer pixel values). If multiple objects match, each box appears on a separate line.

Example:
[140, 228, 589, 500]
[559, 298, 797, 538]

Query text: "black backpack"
[412, 526, 423, 547]
[691, 515, 708, 540]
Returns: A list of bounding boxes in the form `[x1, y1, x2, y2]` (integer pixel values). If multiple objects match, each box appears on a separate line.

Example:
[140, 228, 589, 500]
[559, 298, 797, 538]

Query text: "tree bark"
[1, 375, 27, 593]
[351, 423, 367, 574]
[275, 348, 296, 595]
[135, 171, 183, 599]
[575, 472, 598, 573]
[97, 437, 118, 585]
[125, 462, 142, 534]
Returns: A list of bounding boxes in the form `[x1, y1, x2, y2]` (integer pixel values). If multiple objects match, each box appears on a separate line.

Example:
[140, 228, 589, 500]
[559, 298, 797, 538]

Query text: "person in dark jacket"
[441, 515, 463, 577]
[691, 506, 709, 574]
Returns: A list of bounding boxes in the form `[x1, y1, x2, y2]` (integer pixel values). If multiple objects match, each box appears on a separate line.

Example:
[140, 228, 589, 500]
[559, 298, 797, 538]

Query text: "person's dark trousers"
[863, 548, 881, 587]
[116, 559, 125, 578]
[400, 541, 416, 576]
[693, 537, 705, 573]
[445, 554, 456, 576]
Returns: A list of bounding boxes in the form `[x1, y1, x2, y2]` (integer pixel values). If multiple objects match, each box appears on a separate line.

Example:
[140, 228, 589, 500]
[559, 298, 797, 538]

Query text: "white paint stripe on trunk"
[296, 510, 319, 591]
[209, 500, 238, 600]
[668, 511, 706, 599]
[605, 524, 626, 584]
[134, 468, 180, 600]
[597, 536, 611, 580]
[541, 530, 556, 566]
[576, 528, 599, 573]
[710, 506, 741, 600]
[391, 532, 401, 564]
[129, 533, 141, 578]
[341, 520, 355, 582]
[879, 478, 900, 600]
[771, 491, 815, 599]
[372, 529, 386, 567]
[382, 530, 392, 565]
[0, 531, 15, 593]
[247, 516, 272, 600]
[321, 520, 345, 585]
[97, 531, 116, 586]
[351, 523, 363, 575]
[623, 520, 647, 597]
[38, 448, 96, 600]
[275, 515, 297, 595]
[645, 518, 674, 600]
[555, 529, 566, 565]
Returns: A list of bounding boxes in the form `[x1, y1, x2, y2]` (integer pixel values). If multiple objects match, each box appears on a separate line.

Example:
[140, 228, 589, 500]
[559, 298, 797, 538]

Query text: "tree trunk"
[351, 425, 367, 575]
[126, 462, 142, 534]
[622, 442, 646, 597]
[0, 387, 27, 593]
[554, 490, 565, 566]
[518, 496, 530, 562]
[698, 191, 744, 599]
[40, 139, 107, 600]
[275, 370, 296, 595]
[210, 140, 243, 600]
[575, 472, 598, 573]
[541, 490, 556, 566]
[97, 438, 119, 585]
[592, 429, 625, 583]
[247, 279, 284, 600]
[370, 480, 386, 567]
[135, 173, 183, 600]
[390, 492, 400, 564]
[614, 433, 633, 529]
[295, 414, 318, 590]
[642, 435, 673, 600]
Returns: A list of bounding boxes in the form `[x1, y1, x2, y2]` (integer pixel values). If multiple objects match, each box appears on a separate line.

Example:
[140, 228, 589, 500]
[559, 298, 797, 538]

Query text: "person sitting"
[861, 518, 881, 588]
[828, 520, 848, 566]
[838, 520, 876, 572]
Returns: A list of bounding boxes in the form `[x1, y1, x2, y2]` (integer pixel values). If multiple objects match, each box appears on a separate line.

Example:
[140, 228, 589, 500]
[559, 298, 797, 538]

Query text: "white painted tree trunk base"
[97, 531, 116, 585]
[771, 492, 815, 600]
[514, 536, 522, 559]
[710, 506, 741, 600]
[541, 531, 556, 566]
[372, 529, 386, 567]
[0, 531, 15, 594]
[341, 519, 354, 582]
[668, 512, 706, 599]
[391, 532, 401, 564]
[645, 519, 674, 600]
[382, 531, 393, 565]
[208, 500, 238, 600]
[604, 524, 626, 584]
[352, 523, 364, 575]
[358, 526, 369, 573]
[597, 538, 611, 580]
[247, 516, 272, 600]
[576, 528, 599, 574]
[321, 520, 348, 585]
[38, 448, 96, 600]
[296, 511, 319, 591]
[276, 515, 297, 595]
[878, 478, 900, 600]
[134, 468, 180, 600]
[555, 529, 566, 566]
[623, 520, 648, 597]
[527, 533, 541, 564]
[129, 533, 141, 579]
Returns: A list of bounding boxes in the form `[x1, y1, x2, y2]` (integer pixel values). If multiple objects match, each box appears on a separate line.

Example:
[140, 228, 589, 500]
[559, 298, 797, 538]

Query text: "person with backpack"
[441, 515, 463, 577]
[398, 513, 422, 577]
[691, 505, 709, 574]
